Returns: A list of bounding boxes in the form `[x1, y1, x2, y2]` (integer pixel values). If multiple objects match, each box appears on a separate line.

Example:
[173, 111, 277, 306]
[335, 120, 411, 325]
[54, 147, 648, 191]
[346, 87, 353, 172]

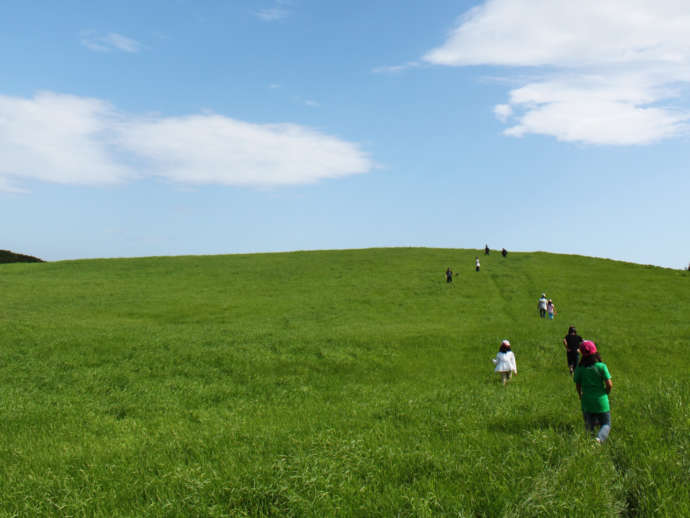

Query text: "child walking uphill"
[574, 340, 613, 444]
[563, 326, 582, 375]
[547, 299, 556, 320]
[492, 340, 517, 386]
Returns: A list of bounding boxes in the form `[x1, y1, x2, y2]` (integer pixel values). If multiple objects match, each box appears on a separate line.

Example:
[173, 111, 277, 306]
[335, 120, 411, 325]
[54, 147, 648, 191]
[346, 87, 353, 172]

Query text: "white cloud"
[501, 74, 689, 143]
[424, 0, 690, 67]
[0, 92, 132, 186]
[81, 31, 142, 53]
[424, 0, 690, 145]
[304, 99, 320, 107]
[504, 94, 687, 145]
[493, 104, 512, 123]
[0, 92, 373, 192]
[119, 115, 370, 186]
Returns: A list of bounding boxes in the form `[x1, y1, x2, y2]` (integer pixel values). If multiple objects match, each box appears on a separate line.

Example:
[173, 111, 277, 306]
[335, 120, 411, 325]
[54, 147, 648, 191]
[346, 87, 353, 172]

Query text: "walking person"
[574, 340, 613, 444]
[485, 244, 490, 255]
[501, 248, 508, 257]
[492, 340, 517, 386]
[547, 299, 556, 320]
[537, 294, 548, 318]
[563, 326, 582, 375]
[445, 267, 453, 283]
[475, 257, 480, 272]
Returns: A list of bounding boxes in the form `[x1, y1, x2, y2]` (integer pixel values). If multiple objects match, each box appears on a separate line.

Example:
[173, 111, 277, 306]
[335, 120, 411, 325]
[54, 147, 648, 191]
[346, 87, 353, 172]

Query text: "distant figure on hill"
[445, 267, 453, 283]
[501, 248, 508, 258]
[485, 244, 490, 255]
[537, 294, 548, 318]
[574, 340, 612, 444]
[563, 326, 582, 375]
[547, 299, 557, 320]
[475, 257, 480, 272]
[492, 340, 517, 386]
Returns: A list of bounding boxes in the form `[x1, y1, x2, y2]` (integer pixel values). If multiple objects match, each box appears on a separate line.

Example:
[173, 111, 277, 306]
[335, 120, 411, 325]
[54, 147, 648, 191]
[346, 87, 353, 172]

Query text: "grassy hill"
[0, 248, 687, 517]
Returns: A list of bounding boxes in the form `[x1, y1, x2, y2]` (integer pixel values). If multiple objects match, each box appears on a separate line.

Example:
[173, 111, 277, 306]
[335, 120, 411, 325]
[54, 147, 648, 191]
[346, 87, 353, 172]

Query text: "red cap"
[579, 340, 597, 356]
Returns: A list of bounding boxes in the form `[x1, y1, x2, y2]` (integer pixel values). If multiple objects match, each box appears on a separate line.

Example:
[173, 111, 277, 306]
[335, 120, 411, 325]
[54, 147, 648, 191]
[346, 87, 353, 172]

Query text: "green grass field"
[0, 248, 687, 517]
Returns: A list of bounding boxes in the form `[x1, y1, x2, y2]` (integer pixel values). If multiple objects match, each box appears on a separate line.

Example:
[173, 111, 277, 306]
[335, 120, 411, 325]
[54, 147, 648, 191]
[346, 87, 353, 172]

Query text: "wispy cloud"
[254, 0, 293, 21]
[254, 7, 289, 21]
[0, 177, 26, 194]
[424, 0, 690, 145]
[80, 31, 142, 53]
[0, 92, 373, 192]
[304, 99, 320, 107]
[371, 61, 421, 74]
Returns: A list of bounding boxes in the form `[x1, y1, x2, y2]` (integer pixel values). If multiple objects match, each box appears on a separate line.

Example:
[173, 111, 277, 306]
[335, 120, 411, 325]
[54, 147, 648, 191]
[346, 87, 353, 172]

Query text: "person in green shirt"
[573, 340, 612, 444]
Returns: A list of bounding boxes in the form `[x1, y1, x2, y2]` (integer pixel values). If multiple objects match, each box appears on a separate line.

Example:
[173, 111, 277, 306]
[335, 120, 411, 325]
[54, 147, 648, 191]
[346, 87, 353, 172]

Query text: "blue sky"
[1, 0, 688, 268]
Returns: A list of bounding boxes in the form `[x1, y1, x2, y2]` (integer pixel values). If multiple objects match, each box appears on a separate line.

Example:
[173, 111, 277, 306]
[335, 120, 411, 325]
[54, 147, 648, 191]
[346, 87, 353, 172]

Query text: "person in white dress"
[492, 339, 517, 385]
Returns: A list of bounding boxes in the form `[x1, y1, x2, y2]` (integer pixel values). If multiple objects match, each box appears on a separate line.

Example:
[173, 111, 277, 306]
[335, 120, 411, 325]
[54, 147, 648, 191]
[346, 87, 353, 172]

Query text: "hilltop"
[0, 248, 687, 517]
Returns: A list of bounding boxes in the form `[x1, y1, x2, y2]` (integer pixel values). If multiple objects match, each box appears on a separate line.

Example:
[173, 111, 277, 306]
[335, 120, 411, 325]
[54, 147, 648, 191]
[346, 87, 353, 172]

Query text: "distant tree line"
[0, 250, 44, 263]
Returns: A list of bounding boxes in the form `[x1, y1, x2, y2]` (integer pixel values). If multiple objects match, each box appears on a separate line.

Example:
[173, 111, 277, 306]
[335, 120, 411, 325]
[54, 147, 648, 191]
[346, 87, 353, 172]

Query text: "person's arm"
[509, 352, 517, 374]
[576, 383, 582, 399]
[600, 365, 613, 395]
[563, 338, 568, 348]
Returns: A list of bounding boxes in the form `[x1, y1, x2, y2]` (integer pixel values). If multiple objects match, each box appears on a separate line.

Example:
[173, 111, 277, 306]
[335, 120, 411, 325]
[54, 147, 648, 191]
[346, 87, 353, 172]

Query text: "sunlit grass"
[0, 249, 687, 516]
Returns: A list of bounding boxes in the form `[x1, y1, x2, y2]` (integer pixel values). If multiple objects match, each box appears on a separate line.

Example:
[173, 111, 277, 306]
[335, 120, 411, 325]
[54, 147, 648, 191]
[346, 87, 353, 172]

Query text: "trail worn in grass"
[0, 248, 688, 516]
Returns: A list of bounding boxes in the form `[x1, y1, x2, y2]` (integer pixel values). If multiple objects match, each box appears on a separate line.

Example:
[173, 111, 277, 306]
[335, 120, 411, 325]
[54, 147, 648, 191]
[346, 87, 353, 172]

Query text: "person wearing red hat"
[573, 340, 613, 443]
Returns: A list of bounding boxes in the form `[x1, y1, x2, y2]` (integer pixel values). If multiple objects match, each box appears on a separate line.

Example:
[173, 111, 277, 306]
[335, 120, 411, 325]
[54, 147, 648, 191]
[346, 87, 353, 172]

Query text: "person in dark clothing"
[501, 248, 508, 257]
[563, 326, 583, 375]
[485, 244, 490, 255]
[445, 267, 453, 283]
[537, 294, 548, 318]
